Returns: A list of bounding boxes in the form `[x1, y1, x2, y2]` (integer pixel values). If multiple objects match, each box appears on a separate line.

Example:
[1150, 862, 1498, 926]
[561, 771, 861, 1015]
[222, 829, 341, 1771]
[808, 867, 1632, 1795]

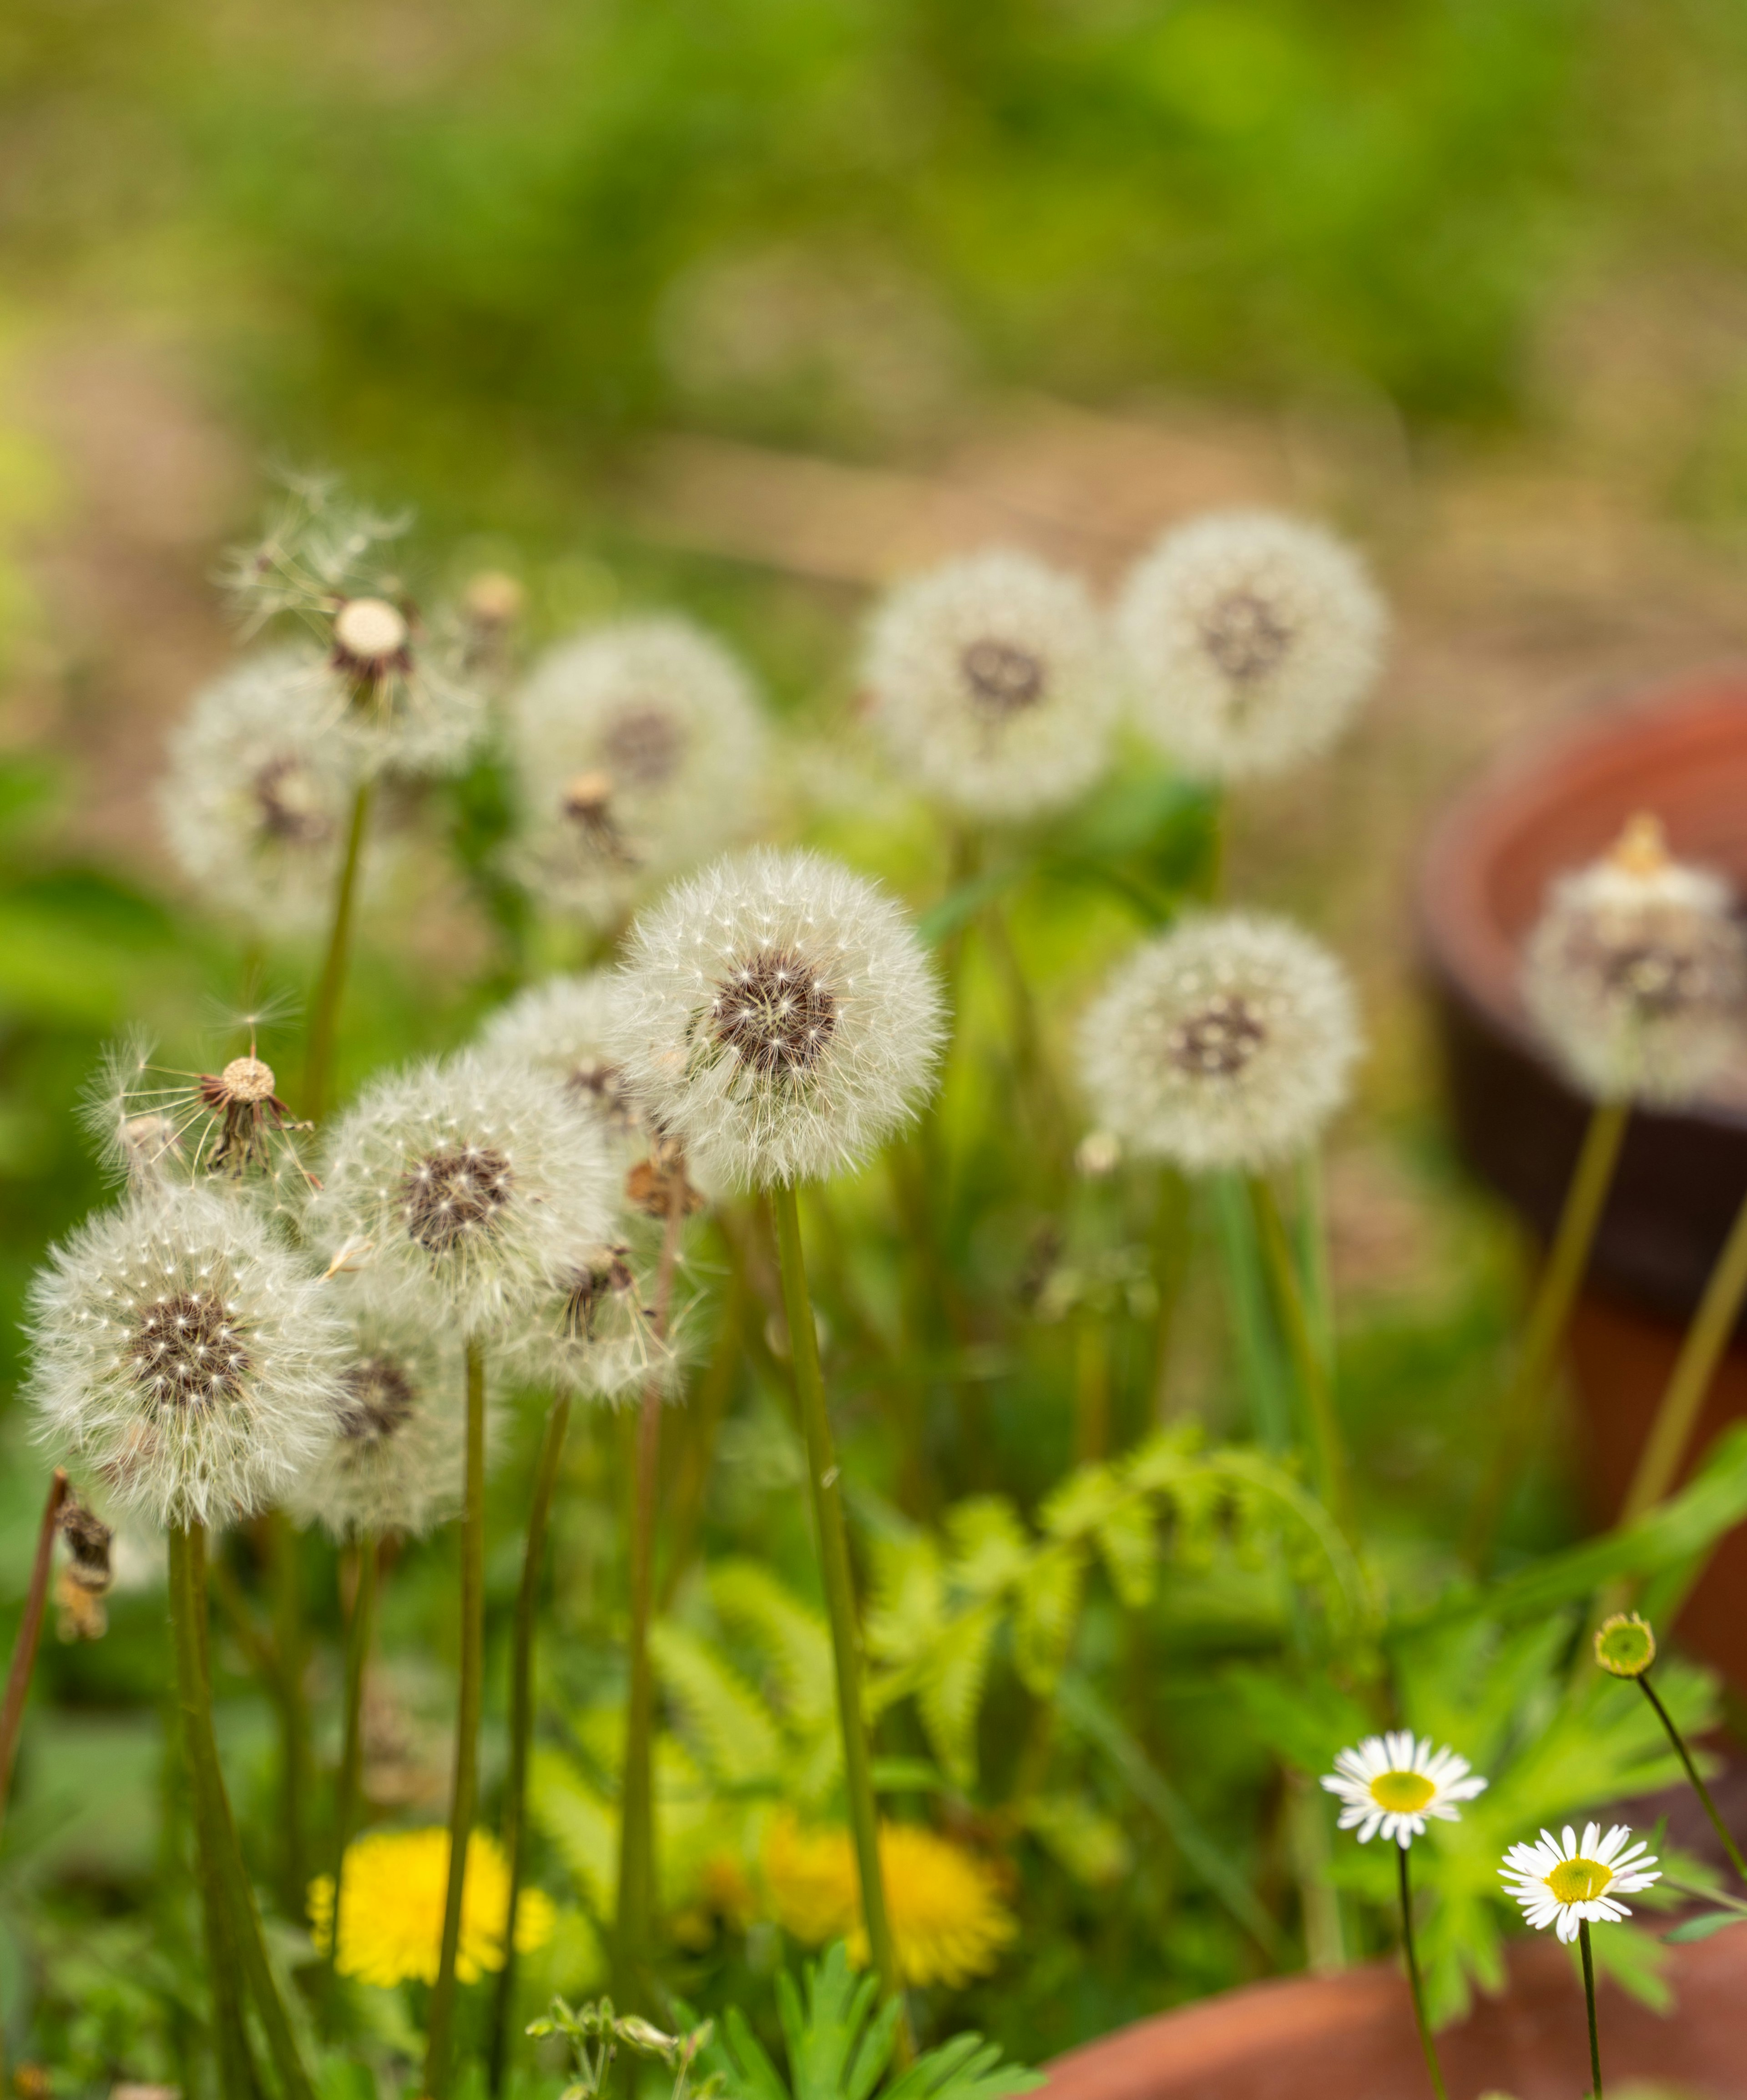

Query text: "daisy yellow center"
[1368, 1770, 1435, 1814]
[1547, 1857, 1612, 1904]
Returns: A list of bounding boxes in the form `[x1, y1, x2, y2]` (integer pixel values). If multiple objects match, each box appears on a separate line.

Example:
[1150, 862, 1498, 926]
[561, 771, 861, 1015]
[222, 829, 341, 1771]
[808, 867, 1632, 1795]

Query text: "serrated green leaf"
[1020, 1792, 1132, 1887]
[865, 1535, 946, 1664]
[709, 1559, 834, 1731]
[1012, 1547, 1085, 1693]
[944, 1497, 1030, 1597]
[1094, 1498, 1157, 1609]
[651, 1621, 784, 1788]
[530, 1746, 617, 1918]
[916, 1602, 1000, 1789]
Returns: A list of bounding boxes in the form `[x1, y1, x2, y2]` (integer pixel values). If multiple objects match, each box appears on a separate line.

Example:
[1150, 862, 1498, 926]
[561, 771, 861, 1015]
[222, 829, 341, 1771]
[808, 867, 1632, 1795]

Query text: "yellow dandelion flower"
[308, 1827, 555, 1989]
[761, 1813, 1016, 1990]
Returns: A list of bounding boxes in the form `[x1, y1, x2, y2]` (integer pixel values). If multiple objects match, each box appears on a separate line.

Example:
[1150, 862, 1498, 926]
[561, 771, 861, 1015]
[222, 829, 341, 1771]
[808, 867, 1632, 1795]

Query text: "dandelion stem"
[267, 1505, 312, 1917]
[1622, 1180, 1747, 1522]
[325, 1532, 378, 2031]
[1248, 1174, 1358, 1545]
[1580, 1917, 1603, 2100]
[1396, 1843, 1447, 2100]
[1148, 1169, 1189, 1423]
[303, 778, 373, 1123]
[1636, 1671, 1747, 1882]
[980, 901, 1069, 1175]
[488, 1391, 572, 2095]
[0, 1469, 67, 1848]
[424, 1339, 488, 2100]
[770, 1180, 910, 2057]
[1465, 1096, 1630, 1570]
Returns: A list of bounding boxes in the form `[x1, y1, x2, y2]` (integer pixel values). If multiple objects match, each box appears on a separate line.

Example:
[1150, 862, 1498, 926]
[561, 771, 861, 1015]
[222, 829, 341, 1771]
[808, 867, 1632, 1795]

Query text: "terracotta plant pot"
[1417, 668, 1747, 1686]
[1043, 1930, 1747, 2100]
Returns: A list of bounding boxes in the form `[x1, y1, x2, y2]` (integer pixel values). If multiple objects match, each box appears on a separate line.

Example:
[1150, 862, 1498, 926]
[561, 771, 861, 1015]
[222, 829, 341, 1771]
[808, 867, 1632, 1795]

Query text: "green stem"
[167, 1526, 255, 2099]
[489, 1392, 572, 2095]
[1148, 1170, 1189, 1422]
[980, 902, 1068, 1176]
[0, 1471, 67, 1851]
[303, 779, 372, 1123]
[1073, 1313, 1110, 1463]
[1465, 1097, 1631, 1569]
[1623, 1180, 1747, 1521]
[1637, 1672, 1747, 1882]
[172, 1523, 315, 2100]
[325, 1533, 378, 2029]
[1248, 1174, 1358, 1545]
[267, 1507, 310, 1917]
[424, 1340, 488, 2100]
[1397, 1843, 1447, 2100]
[769, 1183, 910, 2054]
[1580, 1917, 1603, 2100]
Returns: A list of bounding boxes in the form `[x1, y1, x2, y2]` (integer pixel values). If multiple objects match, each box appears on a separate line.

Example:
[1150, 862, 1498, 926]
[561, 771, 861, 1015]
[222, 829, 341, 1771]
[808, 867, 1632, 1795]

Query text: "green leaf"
[778, 1944, 898, 2100]
[1664, 1910, 1747, 1944]
[1020, 1792, 1132, 1887]
[865, 1535, 946, 1664]
[651, 1621, 784, 1788]
[709, 1559, 834, 1731]
[1012, 1547, 1085, 1694]
[883, 2033, 1044, 2100]
[916, 1602, 1000, 1789]
[943, 1498, 1030, 1598]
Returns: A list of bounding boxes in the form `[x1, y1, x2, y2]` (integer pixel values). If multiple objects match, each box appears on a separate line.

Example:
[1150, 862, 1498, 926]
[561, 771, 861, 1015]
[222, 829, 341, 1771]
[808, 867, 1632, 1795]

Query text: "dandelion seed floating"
[1077, 911, 1360, 1174]
[25, 1184, 347, 1530]
[1118, 510, 1386, 781]
[608, 847, 944, 1191]
[506, 617, 768, 925]
[1523, 812, 1747, 1106]
[862, 549, 1118, 820]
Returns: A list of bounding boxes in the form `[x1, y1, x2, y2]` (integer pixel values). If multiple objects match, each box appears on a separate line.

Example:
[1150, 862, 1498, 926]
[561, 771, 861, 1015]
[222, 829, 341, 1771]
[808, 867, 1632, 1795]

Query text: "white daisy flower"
[1321, 1731, 1488, 1849]
[505, 616, 768, 925]
[1523, 813, 1747, 1107]
[1500, 1823, 1660, 1943]
[1076, 911, 1361, 1174]
[1117, 510, 1386, 781]
[861, 548, 1119, 821]
[607, 847, 944, 1190]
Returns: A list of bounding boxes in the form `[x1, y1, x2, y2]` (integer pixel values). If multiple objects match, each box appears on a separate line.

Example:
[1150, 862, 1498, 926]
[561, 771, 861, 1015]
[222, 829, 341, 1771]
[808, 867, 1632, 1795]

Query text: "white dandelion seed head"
[306, 1050, 616, 1336]
[286, 1278, 475, 1540]
[502, 1237, 688, 1406]
[861, 549, 1119, 821]
[506, 616, 769, 925]
[479, 971, 645, 1159]
[1117, 510, 1387, 782]
[607, 847, 944, 1190]
[1320, 1731, 1488, 1850]
[25, 1184, 348, 1532]
[1077, 911, 1361, 1174]
[1522, 814, 1747, 1106]
[158, 650, 372, 937]
[1500, 1823, 1660, 1944]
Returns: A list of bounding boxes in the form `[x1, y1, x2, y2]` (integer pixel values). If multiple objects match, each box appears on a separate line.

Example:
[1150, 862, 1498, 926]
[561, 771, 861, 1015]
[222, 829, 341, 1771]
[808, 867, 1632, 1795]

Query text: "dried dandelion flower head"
[26, 1184, 346, 1531]
[1118, 511, 1386, 782]
[222, 477, 485, 778]
[479, 971, 644, 1159]
[288, 1282, 470, 1539]
[1078, 911, 1361, 1174]
[307, 1051, 616, 1335]
[309, 1827, 554, 1989]
[608, 848, 944, 1190]
[861, 549, 1118, 821]
[507, 617, 768, 924]
[1522, 813, 1747, 1106]
[158, 650, 371, 936]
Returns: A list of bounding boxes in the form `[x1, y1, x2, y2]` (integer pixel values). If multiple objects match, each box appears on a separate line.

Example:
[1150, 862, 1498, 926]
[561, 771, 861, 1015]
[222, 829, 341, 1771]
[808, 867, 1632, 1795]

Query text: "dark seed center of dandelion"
[1167, 993, 1267, 1078]
[399, 1144, 514, 1254]
[602, 704, 686, 787]
[712, 949, 837, 1079]
[252, 756, 333, 846]
[1594, 936, 1724, 1017]
[126, 1290, 250, 1408]
[569, 1058, 637, 1131]
[1201, 590, 1294, 684]
[336, 1355, 418, 1442]
[564, 1249, 637, 1340]
[960, 638, 1046, 717]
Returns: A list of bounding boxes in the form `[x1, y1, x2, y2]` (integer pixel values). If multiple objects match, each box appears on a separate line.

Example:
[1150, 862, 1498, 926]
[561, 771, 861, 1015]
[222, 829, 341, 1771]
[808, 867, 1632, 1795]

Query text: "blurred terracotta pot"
[1043, 1930, 1747, 2100]
[1418, 669, 1747, 1686]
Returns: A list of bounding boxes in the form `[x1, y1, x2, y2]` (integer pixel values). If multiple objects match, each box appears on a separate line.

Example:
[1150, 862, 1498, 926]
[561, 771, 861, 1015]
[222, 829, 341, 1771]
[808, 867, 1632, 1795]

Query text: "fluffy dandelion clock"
[608, 848, 944, 1190]
[25, 1184, 347, 1530]
[1077, 912, 1360, 1174]
[288, 1284, 469, 1539]
[307, 1051, 616, 1336]
[862, 549, 1118, 821]
[1500, 1823, 1660, 1943]
[1322, 1731, 1488, 1848]
[506, 617, 768, 924]
[479, 971, 645, 1161]
[506, 1241, 684, 1405]
[1523, 813, 1747, 1106]
[1118, 510, 1386, 781]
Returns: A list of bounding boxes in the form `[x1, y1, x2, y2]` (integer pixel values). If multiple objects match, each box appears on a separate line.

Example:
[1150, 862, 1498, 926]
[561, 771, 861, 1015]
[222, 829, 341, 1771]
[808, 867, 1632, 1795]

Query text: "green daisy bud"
[1595, 1612, 1656, 1679]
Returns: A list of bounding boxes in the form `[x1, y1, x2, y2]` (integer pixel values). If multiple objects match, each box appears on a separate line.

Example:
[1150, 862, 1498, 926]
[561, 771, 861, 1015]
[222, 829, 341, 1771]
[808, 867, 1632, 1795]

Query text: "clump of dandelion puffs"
[309, 1827, 554, 1988]
[1500, 1823, 1660, 1943]
[506, 616, 768, 925]
[1077, 911, 1361, 1174]
[25, 1183, 348, 1530]
[1117, 510, 1386, 781]
[860, 548, 1119, 821]
[503, 1236, 687, 1405]
[1321, 1732, 1488, 1849]
[479, 971, 646, 1166]
[306, 1050, 616, 1335]
[1522, 812, 1747, 1107]
[607, 847, 944, 1191]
